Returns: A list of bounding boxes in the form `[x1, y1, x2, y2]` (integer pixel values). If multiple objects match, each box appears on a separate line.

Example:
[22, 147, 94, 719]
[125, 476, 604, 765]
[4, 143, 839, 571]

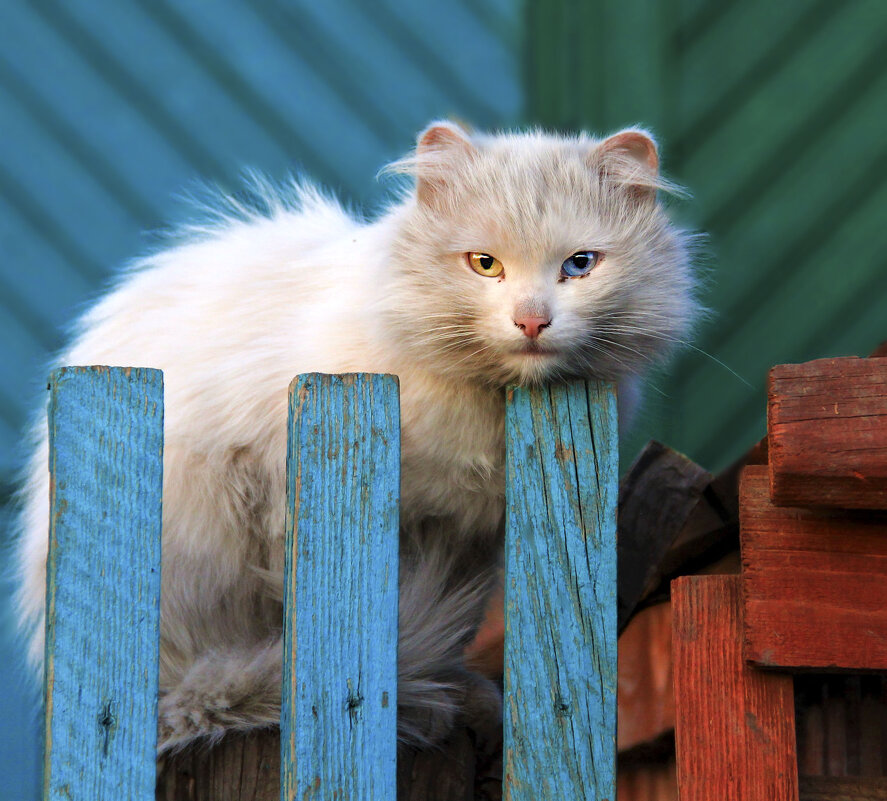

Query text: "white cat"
[16, 121, 697, 751]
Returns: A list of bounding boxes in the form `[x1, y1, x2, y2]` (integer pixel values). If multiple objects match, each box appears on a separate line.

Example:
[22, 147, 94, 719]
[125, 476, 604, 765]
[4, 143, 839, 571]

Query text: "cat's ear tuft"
[598, 129, 659, 173]
[413, 121, 476, 205]
[595, 128, 663, 202]
[416, 120, 475, 157]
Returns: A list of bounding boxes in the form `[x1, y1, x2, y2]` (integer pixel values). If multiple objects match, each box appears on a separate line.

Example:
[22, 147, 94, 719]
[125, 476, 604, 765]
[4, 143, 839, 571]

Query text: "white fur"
[15, 123, 697, 750]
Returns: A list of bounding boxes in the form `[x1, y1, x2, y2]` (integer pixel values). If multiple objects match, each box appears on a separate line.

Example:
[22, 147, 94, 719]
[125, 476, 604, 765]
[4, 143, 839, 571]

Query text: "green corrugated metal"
[527, 0, 887, 471]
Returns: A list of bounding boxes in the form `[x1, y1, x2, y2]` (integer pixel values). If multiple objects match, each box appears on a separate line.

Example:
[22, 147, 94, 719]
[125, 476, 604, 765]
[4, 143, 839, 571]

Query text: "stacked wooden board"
[673, 355, 887, 800]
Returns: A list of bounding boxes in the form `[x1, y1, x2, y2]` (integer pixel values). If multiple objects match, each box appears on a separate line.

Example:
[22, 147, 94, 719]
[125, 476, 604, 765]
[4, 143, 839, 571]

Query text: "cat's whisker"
[445, 342, 498, 370]
[591, 324, 752, 388]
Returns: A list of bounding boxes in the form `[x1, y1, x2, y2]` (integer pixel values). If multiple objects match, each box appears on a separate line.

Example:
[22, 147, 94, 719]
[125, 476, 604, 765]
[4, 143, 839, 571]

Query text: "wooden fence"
[41, 366, 618, 800]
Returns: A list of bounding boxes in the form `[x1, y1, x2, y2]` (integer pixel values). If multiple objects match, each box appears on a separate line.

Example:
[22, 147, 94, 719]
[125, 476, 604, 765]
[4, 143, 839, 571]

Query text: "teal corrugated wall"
[0, 2, 521, 796]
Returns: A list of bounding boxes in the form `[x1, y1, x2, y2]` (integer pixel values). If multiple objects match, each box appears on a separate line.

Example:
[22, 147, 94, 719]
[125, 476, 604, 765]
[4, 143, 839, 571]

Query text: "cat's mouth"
[515, 343, 558, 357]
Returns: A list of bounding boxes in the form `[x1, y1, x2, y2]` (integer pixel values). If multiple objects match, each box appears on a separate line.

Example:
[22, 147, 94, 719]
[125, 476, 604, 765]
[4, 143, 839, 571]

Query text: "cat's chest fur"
[397, 371, 506, 538]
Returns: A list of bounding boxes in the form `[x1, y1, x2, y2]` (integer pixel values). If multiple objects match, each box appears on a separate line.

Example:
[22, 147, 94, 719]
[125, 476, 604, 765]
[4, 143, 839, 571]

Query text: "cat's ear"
[417, 121, 474, 155]
[414, 121, 476, 204]
[598, 129, 659, 172]
[595, 129, 660, 200]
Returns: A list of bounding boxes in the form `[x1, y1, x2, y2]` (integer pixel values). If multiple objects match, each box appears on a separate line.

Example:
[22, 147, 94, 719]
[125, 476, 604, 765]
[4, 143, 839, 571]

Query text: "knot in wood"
[98, 700, 116, 731]
[554, 695, 572, 717]
[97, 700, 117, 757]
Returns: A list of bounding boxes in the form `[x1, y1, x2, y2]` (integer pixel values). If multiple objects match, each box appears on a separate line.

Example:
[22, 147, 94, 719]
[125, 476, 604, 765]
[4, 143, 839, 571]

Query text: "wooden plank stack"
[672, 355, 887, 800]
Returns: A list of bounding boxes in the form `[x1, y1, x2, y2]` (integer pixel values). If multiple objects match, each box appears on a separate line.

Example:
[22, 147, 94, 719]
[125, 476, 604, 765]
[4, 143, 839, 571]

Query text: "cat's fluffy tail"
[157, 539, 501, 753]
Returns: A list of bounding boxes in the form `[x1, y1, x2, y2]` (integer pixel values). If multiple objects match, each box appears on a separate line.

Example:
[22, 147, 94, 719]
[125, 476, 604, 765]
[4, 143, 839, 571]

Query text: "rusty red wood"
[741, 466, 887, 670]
[673, 575, 798, 801]
[768, 357, 887, 509]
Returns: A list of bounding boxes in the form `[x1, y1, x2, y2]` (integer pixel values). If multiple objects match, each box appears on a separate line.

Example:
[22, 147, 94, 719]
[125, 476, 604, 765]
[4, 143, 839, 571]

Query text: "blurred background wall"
[1, 1, 884, 797]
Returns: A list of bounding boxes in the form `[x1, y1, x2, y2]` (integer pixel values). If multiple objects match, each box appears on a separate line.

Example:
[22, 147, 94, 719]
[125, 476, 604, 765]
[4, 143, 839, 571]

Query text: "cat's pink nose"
[514, 316, 551, 339]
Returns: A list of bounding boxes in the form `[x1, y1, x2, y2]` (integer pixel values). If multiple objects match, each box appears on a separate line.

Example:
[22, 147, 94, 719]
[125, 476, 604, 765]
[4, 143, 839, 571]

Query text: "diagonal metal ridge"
[0, 387, 25, 446]
[700, 36, 887, 237]
[462, 0, 521, 48]
[677, 140, 887, 391]
[672, 0, 843, 160]
[31, 0, 231, 179]
[681, 48, 887, 371]
[341, 0, 499, 127]
[0, 161, 103, 283]
[695, 257, 887, 468]
[671, 0, 743, 52]
[249, 0, 403, 145]
[132, 0, 351, 189]
[0, 276, 61, 353]
[0, 52, 160, 226]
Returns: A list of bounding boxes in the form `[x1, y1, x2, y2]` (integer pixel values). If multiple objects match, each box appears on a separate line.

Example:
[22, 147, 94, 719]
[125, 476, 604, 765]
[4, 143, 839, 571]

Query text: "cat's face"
[382, 122, 697, 387]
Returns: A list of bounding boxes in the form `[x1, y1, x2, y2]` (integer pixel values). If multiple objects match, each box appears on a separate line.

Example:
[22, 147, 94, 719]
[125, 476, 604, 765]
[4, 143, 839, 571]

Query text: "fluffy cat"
[16, 121, 697, 752]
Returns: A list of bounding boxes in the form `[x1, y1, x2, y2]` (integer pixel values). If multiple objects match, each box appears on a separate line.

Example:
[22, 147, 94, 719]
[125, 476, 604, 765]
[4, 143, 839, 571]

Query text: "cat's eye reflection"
[466, 252, 504, 277]
[560, 251, 602, 278]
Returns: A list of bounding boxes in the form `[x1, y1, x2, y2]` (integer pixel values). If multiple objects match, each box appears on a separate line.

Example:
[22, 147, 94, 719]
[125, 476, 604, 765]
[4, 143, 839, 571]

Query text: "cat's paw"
[156, 642, 282, 753]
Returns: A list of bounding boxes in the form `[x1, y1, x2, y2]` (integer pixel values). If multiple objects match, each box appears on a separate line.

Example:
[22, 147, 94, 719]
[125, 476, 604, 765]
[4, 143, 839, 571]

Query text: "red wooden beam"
[618, 601, 674, 754]
[673, 575, 798, 801]
[741, 466, 887, 670]
[768, 356, 887, 509]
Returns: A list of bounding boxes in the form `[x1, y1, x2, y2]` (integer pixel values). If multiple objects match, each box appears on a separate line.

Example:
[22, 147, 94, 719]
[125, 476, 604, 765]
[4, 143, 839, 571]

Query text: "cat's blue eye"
[560, 251, 602, 279]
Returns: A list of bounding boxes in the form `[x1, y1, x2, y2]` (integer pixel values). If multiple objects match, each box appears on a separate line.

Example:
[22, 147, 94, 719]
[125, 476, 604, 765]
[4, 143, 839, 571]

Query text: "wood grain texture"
[795, 674, 887, 778]
[156, 729, 279, 801]
[617, 602, 674, 753]
[503, 380, 617, 801]
[617, 441, 711, 632]
[627, 436, 764, 614]
[617, 759, 678, 801]
[44, 366, 163, 801]
[740, 465, 887, 670]
[282, 373, 399, 800]
[768, 357, 887, 509]
[799, 775, 887, 800]
[672, 575, 798, 801]
[157, 725, 504, 801]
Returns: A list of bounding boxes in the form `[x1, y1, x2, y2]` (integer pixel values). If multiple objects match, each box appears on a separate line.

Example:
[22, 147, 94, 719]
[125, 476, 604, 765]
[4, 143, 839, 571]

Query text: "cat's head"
[381, 121, 699, 388]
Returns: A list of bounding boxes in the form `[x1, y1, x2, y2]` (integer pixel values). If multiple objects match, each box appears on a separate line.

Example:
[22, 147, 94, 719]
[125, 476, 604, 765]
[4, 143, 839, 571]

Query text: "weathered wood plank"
[768, 357, 887, 509]
[740, 465, 887, 670]
[503, 380, 617, 800]
[617, 601, 674, 754]
[617, 441, 711, 632]
[672, 575, 798, 801]
[44, 366, 163, 801]
[799, 775, 887, 801]
[624, 437, 766, 616]
[156, 729, 279, 801]
[795, 674, 887, 779]
[157, 725, 503, 801]
[282, 373, 399, 800]
[617, 759, 678, 801]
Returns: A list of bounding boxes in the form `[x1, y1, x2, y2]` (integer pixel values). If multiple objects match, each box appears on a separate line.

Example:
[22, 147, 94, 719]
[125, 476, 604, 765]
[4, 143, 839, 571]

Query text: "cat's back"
[59, 182, 380, 433]
[67, 182, 360, 367]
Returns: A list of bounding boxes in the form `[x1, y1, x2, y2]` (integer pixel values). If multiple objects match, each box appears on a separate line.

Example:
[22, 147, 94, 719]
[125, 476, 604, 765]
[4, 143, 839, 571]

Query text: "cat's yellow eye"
[466, 252, 504, 278]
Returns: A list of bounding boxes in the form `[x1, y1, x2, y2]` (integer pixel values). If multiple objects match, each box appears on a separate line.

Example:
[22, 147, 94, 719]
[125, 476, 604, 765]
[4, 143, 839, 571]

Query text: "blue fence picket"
[43, 366, 164, 801]
[282, 373, 400, 800]
[503, 380, 618, 800]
